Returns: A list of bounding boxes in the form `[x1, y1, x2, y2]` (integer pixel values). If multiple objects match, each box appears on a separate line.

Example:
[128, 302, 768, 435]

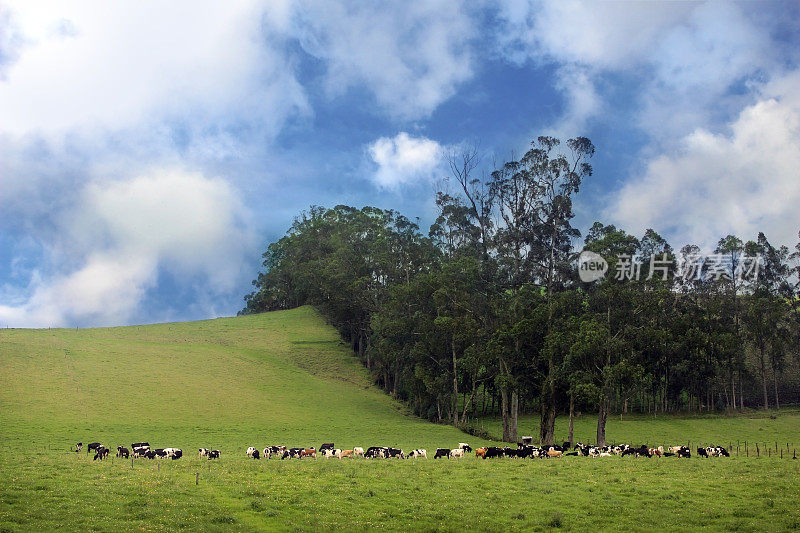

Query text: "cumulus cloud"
[269, 0, 475, 121]
[367, 132, 443, 189]
[494, 2, 774, 138]
[0, 0, 308, 138]
[0, 169, 255, 327]
[609, 70, 800, 248]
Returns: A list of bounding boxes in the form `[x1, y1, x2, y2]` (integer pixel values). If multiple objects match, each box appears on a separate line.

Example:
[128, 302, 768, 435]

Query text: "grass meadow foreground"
[1, 306, 799, 531]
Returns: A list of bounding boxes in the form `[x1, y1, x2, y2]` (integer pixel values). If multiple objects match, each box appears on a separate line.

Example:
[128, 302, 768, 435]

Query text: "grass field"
[1, 306, 799, 531]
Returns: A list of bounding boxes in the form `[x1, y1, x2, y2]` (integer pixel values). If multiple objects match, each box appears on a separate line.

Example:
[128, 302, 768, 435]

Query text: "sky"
[1, 1, 799, 328]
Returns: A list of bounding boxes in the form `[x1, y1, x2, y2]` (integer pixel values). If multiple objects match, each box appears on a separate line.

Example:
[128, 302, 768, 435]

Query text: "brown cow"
[547, 449, 562, 458]
[300, 448, 316, 458]
[340, 450, 354, 458]
[475, 447, 487, 458]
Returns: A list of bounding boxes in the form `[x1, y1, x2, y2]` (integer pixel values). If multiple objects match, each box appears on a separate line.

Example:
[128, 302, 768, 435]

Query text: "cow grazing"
[208, 450, 220, 459]
[165, 448, 182, 460]
[262, 448, 272, 459]
[320, 443, 335, 454]
[364, 447, 388, 459]
[300, 448, 316, 458]
[433, 448, 450, 459]
[340, 450, 354, 458]
[649, 447, 663, 457]
[247, 447, 259, 459]
[449, 449, 464, 459]
[697, 447, 709, 458]
[282, 448, 303, 459]
[353, 447, 364, 458]
[199, 448, 209, 457]
[86, 442, 102, 455]
[481, 447, 504, 459]
[387, 448, 404, 459]
[75, 442, 83, 453]
[475, 448, 487, 458]
[458, 443, 472, 453]
[93, 446, 109, 461]
[133, 447, 149, 458]
[408, 449, 427, 459]
[131, 442, 150, 450]
[116, 446, 130, 459]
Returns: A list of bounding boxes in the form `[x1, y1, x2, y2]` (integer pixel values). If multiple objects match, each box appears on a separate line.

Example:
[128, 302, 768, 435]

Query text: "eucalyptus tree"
[489, 136, 594, 445]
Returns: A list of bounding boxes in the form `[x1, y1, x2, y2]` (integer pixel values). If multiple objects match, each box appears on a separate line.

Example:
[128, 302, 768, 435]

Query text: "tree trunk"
[568, 393, 575, 447]
[501, 387, 511, 442]
[597, 396, 608, 447]
[452, 339, 459, 426]
[760, 346, 769, 410]
[510, 391, 519, 444]
[773, 367, 780, 411]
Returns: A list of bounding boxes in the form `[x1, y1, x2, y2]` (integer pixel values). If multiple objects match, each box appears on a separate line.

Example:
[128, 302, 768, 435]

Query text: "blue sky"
[1, 1, 799, 327]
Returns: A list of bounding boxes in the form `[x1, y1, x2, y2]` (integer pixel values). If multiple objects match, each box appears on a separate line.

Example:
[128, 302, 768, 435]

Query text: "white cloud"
[494, 2, 774, 139]
[0, 168, 255, 327]
[367, 132, 443, 189]
[609, 70, 800, 248]
[0, 0, 308, 138]
[271, 0, 475, 121]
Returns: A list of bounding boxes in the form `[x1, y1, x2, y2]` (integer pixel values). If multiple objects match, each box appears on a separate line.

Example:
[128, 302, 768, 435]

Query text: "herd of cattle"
[242, 442, 731, 460]
[75, 442, 185, 461]
[77, 440, 732, 462]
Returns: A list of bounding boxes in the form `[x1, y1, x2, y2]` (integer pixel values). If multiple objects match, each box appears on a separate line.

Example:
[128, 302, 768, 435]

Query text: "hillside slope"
[2, 307, 800, 531]
[0, 306, 483, 451]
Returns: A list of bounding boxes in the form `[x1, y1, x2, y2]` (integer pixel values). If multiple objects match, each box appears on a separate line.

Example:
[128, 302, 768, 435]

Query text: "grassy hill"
[0, 306, 487, 451]
[2, 306, 799, 531]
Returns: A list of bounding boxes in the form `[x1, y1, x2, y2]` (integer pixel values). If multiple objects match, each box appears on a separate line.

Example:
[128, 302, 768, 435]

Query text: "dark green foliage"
[242, 138, 800, 442]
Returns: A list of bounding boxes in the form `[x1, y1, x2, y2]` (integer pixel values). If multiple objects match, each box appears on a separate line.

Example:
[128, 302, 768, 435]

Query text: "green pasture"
[1, 306, 798, 531]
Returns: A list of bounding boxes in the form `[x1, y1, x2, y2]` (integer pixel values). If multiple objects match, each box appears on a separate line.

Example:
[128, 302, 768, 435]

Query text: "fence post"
[756, 443, 759, 457]
[196, 472, 199, 485]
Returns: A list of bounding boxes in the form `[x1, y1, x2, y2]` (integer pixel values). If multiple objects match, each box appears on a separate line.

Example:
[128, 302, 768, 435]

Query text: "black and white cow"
[319, 443, 335, 454]
[458, 443, 472, 453]
[86, 442, 102, 455]
[281, 448, 303, 459]
[364, 447, 388, 459]
[247, 447, 260, 459]
[93, 446, 110, 461]
[116, 446, 130, 458]
[75, 442, 83, 453]
[407, 449, 427, 459]
[387, 448, 404, 459]
[199, 448, 209, 457]
[208, 450, 220, 459]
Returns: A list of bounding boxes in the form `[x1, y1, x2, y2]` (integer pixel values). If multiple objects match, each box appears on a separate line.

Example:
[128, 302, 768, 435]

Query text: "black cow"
[208, 450, 220, 459]
[433, 448, 450, 459]
[320, 443, 335, 453]
[86, 442, 102, 455]
[697, 447, 709, 458]
[116, 446, 130, 458]
[482, 447, 505, 459]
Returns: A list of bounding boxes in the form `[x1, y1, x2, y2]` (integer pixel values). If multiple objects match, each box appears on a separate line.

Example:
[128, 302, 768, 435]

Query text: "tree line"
[241, 137, 800, 446]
